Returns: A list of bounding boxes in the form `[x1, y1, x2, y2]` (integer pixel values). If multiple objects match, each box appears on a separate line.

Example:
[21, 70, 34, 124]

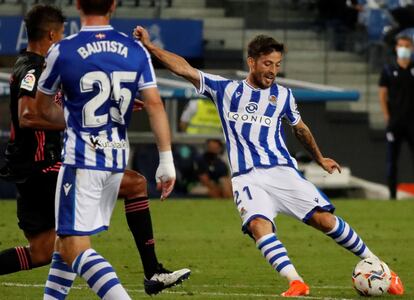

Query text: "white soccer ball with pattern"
[352, 257, 391, 296]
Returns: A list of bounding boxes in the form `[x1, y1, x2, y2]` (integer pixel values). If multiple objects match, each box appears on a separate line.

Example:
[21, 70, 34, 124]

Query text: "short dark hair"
[396, 35, 413, 44]
[78, 0, 114, 15]
[24, 4, 65, 42]
[247, 35, 285, 59]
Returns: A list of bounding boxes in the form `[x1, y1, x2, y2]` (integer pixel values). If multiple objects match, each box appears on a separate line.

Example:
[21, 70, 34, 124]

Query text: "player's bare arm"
[33, 91, 66, 130]
[378, 87, 389, 123]
[292, 119, 341, 174]
[140, 87, 175, 200]
[18, 95, 65, 130]
[134, 26, 200, 89]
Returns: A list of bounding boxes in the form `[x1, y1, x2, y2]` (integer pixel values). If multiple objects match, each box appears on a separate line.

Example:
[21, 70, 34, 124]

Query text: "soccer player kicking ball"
[134, 27, 404, 297]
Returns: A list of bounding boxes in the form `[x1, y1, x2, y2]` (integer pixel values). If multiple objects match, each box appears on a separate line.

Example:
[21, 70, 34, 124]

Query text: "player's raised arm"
[134, 26, 200, 89]
[140, 87, 176, 200]
[292, 119, 341, 174]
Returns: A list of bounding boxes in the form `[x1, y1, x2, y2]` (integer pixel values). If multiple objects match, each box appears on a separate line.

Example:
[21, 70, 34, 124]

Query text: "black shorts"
[16, 171, 58, 235]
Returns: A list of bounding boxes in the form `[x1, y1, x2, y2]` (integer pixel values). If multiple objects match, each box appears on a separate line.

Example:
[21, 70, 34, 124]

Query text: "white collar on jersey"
[80, 25, 114, 32]
[243, 79, 262, 91]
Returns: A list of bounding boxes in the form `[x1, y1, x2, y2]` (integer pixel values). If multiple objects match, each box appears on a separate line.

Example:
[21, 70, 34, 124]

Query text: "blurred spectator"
[316, 0, 363, 50]
[378, 35, 414, 199]
[195, 139, 232, 199]
[180, 98, 222, 135]
[172, 144, 198, 195]
[383, 1, 414, 48]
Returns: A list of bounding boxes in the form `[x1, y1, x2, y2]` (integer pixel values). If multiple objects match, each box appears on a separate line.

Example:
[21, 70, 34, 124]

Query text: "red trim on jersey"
[42, 162, 62, 173]
[15, 246, 29, 270]
[145, 239, 155, 246]
[34, 131, 45, 161]
[124, 200, 150, 213]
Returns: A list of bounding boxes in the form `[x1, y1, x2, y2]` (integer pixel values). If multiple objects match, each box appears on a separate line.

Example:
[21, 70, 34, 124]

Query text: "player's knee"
[309, 211, 336, 232]
[122, 170, 147, 199]
[26, 230, 55, 266]
[29, 242, 54, 266]
[248, 217, 273, 240]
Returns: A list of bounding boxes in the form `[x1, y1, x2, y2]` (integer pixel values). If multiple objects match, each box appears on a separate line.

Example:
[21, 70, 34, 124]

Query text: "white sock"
[43, 252, 76, 300]
[256, 233, 303, 282]
[327, 216, 376, 259]
[72, 248, 131, 300]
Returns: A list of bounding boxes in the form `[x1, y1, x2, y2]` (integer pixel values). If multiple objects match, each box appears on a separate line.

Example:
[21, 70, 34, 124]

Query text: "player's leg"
[232, 169, 308, 297]
[119, 170, 159, 277]
[249, 218, 302, 283]
[0, 229, 55, 275]
[118, 169, 190, 295]
[43, 238, 77, 300]
[45, 166, 131, 300]
[0, 172, 57, 275]
[301, 175, 404, 295]
[308, 211, 375, 258]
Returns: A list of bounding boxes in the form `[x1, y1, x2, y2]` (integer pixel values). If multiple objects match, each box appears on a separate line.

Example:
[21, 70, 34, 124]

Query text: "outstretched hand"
[133, 26, 151, 47]
[155, 158, 176, 200]
[156, 178, 176, 201]
[319, 157, 341, 174]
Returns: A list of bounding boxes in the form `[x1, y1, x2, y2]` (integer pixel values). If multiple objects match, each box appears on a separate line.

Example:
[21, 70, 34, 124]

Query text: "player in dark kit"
[0, 4, 190, 296]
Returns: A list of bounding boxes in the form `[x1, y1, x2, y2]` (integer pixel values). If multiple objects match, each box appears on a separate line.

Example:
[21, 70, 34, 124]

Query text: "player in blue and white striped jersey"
[135, 28, 404, 296]
[31, 0, 178, 299]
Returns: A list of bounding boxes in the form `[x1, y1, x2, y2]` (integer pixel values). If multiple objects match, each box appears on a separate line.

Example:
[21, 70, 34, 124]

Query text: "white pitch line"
[185, 284, 349, 290]
[1, 282, 356, 300]
[1, 282, 84, 290]
[129, 288, 356, 300]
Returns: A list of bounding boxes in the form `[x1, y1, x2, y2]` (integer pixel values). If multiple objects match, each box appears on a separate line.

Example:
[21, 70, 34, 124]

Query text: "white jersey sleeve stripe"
[38, 44, 61, 95]
[64, 127, 76, 165]
[197, 71, 231, 104]
[216, 82, 239, 172]
[136, 41, 157, 90]
[275, 89, 296, 166]
[111, 127, 123, 169]
[285, 88, 301, 125]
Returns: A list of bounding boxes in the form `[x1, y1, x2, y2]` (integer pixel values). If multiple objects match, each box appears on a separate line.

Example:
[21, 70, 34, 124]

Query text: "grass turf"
[0, 199, 412, 299]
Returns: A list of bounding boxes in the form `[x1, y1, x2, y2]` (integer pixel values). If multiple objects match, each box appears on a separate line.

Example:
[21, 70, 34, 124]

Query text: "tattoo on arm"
[293, 125, 322, 163]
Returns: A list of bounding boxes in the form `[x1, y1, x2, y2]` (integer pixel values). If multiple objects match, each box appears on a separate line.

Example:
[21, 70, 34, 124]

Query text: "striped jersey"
[38, 25, 157, 172]
[197, 71, 301, 177]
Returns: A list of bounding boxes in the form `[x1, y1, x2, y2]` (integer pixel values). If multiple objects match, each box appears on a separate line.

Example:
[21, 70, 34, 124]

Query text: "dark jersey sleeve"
[379, 65, 391, 87]
[17, 64, 42, 99]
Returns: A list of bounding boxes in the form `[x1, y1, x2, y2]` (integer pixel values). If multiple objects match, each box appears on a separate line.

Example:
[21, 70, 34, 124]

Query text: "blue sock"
[256, 233, 302, 282]
[327, 216, 375, 259]
[43, 252, 76, 300]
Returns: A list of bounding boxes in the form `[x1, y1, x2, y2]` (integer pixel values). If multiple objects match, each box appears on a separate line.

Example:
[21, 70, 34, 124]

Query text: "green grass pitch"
[0, 199, 412, 299]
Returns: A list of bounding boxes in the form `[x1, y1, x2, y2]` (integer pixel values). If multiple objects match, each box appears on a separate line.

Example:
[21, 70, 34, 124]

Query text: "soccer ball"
[352, 257, 391, 296]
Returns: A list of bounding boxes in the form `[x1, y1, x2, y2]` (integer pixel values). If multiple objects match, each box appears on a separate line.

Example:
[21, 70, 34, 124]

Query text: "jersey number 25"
[80, 71, 137, 128]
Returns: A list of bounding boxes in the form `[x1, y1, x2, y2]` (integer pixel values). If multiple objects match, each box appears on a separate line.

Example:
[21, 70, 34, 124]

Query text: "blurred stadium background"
[1, 1, 414, 299]
[1, 0, 414, 199]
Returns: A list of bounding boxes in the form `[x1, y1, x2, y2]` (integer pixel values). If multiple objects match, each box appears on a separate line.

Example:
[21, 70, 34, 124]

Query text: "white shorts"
[55, 165, 123, 235]
[231, 166, 335, 233]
